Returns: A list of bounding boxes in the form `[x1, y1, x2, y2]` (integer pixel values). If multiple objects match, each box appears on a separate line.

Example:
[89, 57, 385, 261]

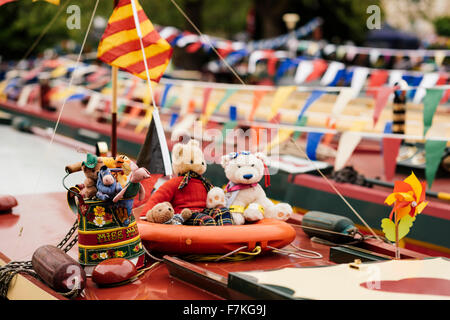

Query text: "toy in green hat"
[82, 153, 98, 169]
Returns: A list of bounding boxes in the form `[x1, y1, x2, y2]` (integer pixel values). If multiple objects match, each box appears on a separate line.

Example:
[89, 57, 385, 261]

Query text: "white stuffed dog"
[221, 151, 293, 225]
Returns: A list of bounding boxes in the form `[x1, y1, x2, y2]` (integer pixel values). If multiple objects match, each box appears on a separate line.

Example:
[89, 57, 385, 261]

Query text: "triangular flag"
[320, 62, 344, 86]
[297, 90, 325, 120]
[425, 140, 447, 188]
[268, 86, 296, 120]
[248, 90, 267, 121]
[294, 60, 314, 84]
[160, 83, 173, 108]
[292, 116, 308, 140]
[413, 73, 439, 104]
[202, 88, 237, 124]
[331, 88, 355, 117]
[306, 59, 328, 82]
[423, 88, 444, 136]
[306, 132, 324, 161]
[373, 87, 394, 127]
[350, 67, 369, 98]
[366, 70, 389, 97]
[388, 70, 403, 87]
[334, 131, 362, 171]
[136, 108, 172, 176]
[201, 87, 213, 114]
[180, 82, 194, 115]
[169, 112, 179, 128]
[97, 0, 172, 82]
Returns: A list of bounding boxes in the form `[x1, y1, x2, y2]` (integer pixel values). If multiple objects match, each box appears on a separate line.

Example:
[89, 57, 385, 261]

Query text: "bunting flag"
[160, 83, 173, 108]
[268, 86, 296, 120]
[202, 88, 237, 125]
[388, 70, 403, 86]
[412, 73, 439, 104]
[220, 106, 239, 143]
[201, 87, 213, 114]
[248, 90, 267, 121]
[425, 140, 447, 188]
[366, 70, 389, 97]
[350, 67, 369, 98]
[331, 87, 355, 117]
[97, 0, 172, 82]
[306, 132, 324, 161]
[423, 88, 444, 136]
[382, 122, 402, 181]
[306, 59, 328, 82]
[320, 62, 344, 86]
[180, 82, 194, 115]
[292, 90, 325, 140]
[334, 131, 362, 171]
[168, 112, 178, 128]
[85, 93, 102, 114]
[135, 107, 153, 133]
[373, 87, 394, 127]
[294, 60, 314, 84]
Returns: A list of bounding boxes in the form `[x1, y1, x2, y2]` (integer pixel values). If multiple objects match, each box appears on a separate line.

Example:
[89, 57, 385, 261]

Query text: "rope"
[183, 246, 262, 262]
[21, 0, 72, 62]
[267, 244, 323, 259]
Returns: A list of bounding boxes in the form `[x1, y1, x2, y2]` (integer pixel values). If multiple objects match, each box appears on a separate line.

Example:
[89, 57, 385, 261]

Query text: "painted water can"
[67, 187, 145, 275]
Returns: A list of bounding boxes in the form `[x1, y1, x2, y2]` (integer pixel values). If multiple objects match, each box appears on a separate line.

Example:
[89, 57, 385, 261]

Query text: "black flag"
[136, 108, 172, 176]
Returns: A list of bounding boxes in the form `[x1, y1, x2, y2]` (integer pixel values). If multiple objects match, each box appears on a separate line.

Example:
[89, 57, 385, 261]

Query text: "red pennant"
[373, 87, 394, 127]
[186, 41, 203, 53]
[201, 87, 212, 114]
[306, 59, 328, 82]
[436, 74, 449, 103]
[382, 137, 402, 181]
[249, 90, 267, 121]
[367, 70, 389, 97]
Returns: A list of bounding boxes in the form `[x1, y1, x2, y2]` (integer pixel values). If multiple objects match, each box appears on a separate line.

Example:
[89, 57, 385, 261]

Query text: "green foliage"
[434, 16, 450, 37]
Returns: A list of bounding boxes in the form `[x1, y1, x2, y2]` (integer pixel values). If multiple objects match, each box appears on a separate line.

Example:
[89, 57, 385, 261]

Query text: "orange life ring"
[137, 218, 296, 255]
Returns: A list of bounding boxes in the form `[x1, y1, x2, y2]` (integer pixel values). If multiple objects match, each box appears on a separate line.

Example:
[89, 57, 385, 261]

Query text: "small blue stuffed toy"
[96, 166, 122, 201]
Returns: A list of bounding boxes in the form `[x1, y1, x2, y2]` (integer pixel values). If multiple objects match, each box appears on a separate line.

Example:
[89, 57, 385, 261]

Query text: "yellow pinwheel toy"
[381, 172, 428, 245]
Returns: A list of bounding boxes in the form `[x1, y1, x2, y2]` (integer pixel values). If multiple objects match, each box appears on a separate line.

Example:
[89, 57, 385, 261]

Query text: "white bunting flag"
[350, 67, 369, 98]
[413, 72, 440, 104]
[294, 60, 314, 84]
[334, 131, 362, 171]
[320, 61, 345, 86]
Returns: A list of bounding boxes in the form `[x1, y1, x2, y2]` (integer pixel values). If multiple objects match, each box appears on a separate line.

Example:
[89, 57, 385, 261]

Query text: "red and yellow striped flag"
[97, 0, 172, 82]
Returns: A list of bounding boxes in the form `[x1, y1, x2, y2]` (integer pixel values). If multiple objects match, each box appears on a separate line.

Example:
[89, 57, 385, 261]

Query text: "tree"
[434, 16, 450, 37]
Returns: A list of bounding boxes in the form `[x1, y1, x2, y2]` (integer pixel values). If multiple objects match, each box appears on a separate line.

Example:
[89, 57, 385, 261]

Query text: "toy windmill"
[381, 172, 428, 259]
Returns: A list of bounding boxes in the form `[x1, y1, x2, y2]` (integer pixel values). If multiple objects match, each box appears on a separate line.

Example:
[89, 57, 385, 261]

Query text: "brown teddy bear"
[66, 153, 104, 199]
[145, 202, 192, 225]
[142, 139, 233, 226]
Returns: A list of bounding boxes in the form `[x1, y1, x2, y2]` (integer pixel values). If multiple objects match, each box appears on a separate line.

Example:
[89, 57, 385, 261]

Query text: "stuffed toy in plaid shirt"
[142, 139, 233, 226]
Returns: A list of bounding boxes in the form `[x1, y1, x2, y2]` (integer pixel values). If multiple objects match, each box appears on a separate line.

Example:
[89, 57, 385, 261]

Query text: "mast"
[110, 0, 119, 158]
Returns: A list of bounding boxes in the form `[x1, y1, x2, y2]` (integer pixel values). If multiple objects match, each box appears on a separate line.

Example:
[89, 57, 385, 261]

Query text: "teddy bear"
[221, 151, 292, 225]
[65, 153, 105, 199]
[142, 139, 233, 226]
[113, 164, 150, 226]
[146, 202, 192, 225]
[96, 165, 122, 201]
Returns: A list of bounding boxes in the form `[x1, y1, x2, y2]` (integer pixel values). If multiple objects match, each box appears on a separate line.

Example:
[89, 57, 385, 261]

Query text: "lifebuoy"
[137, 218, 296, 255]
